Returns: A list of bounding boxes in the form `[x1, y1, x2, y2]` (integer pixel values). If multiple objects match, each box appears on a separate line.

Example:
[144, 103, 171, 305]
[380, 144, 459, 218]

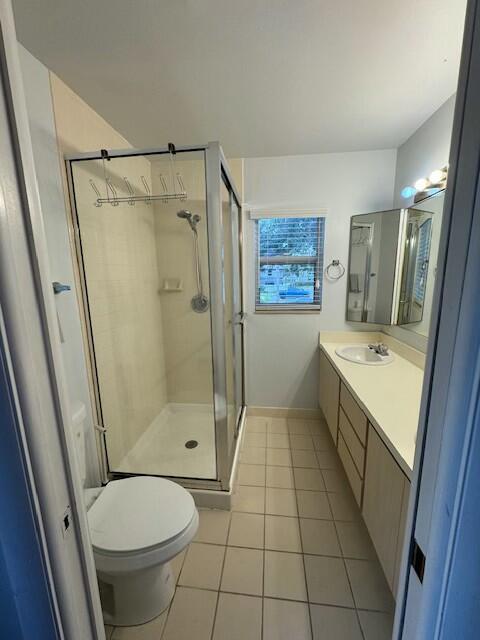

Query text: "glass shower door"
[230, 198, 244, 432]
[205, 143, 244, 488]
[68, 148, 217, 483]
[221, 178, 244, 465]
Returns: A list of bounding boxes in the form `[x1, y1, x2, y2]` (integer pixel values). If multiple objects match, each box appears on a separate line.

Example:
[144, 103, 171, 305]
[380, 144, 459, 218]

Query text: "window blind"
[255, 216, 325, 310]
[413, 218, 432, 303]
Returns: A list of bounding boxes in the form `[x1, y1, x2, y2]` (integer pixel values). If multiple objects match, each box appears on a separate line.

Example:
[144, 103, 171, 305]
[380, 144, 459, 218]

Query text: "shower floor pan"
[116, 403, 216, 480]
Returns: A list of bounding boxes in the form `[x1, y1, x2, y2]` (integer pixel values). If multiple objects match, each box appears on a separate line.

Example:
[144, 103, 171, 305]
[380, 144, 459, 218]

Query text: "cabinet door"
[362, 426, 406, 591]
[393, 476, 411, 598]
[319, 349, 340, 444]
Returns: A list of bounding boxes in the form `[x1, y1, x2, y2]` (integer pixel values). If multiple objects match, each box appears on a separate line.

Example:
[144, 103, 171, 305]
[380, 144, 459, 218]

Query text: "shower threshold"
[115, 403, 216, 480]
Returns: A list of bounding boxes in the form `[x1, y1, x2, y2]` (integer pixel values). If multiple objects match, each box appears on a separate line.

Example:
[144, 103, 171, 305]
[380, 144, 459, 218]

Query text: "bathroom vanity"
[318, 332, 423, 597]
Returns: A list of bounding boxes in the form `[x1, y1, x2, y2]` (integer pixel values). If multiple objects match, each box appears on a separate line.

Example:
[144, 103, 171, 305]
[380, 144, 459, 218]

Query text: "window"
[255, 216, 325, 311]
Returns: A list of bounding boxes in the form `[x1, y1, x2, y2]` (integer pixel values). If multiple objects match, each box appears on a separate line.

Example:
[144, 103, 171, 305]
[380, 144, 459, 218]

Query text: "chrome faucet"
[368, 343, 390, 356]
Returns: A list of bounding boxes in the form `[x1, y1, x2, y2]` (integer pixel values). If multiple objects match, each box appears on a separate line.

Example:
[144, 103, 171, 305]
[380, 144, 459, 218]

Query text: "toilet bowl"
[87, 476, 198, 626]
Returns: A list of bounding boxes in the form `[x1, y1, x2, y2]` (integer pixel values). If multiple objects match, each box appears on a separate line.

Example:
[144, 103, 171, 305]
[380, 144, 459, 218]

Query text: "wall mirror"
[397, 190, 444, 336]
[346, 190, 445, 335]
[347, 210, 401, 324]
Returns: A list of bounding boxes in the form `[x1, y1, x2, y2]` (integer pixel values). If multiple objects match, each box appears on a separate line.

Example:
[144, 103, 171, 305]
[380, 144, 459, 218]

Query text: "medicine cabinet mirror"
[346, 190, 445, 336]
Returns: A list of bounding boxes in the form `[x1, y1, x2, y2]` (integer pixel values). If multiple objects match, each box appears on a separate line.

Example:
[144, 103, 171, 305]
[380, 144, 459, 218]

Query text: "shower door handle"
[233, 312, 247, 326]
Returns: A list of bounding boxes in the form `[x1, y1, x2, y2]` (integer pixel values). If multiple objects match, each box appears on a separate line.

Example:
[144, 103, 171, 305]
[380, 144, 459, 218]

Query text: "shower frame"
[65, 142, 245, 492]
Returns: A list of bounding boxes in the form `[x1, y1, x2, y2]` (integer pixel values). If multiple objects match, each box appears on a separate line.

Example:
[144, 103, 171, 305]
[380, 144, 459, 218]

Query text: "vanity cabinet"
[318, 347, 412, 598]
[319, 350, 340, 444]
[362, 426, 411, 596]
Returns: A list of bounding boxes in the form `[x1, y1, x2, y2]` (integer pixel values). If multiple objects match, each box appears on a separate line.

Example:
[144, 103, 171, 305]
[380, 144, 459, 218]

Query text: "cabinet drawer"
[338, 432, 363, 506]
[339, 407, 365, 478]
[340, 383, 367, 444]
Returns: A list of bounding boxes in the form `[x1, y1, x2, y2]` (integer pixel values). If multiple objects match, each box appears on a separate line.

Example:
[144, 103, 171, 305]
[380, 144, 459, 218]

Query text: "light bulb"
[401, 186, 417, 199]
[429, 169, 446, 184]
[414, 177, 430, 192]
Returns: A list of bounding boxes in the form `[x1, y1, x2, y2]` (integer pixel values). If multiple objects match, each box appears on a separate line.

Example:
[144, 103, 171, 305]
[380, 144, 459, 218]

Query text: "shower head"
[177, 209, 200, 231]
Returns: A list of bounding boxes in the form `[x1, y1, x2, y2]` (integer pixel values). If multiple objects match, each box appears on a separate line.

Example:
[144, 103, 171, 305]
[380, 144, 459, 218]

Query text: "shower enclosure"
[66, 143, 244, 490]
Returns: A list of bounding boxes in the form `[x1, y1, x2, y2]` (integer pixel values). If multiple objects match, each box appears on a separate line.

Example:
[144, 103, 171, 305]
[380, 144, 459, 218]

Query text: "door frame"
[0, 1, 104, 637]
[395, 0, 480, 636]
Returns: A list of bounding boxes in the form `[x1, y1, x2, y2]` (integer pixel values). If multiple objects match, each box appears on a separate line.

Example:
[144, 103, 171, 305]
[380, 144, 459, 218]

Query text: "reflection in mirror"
[398, 190, 445, 335]
[347, 210, 401, 324]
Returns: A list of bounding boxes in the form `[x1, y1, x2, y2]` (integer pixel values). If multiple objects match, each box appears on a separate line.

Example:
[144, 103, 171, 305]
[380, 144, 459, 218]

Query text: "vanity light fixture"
[401, 165, 448, 201]
[414, 177, 430, 192]
[401, 185, 417, 199]
[429, 168, 447, 184]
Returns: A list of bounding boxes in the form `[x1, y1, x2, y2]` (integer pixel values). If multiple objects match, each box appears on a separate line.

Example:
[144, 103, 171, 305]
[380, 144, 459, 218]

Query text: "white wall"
[18, 46, 100, 486]
[386, 94, 456, 351]
[393, 95, 456, 209]
[243, 150, 397, 408]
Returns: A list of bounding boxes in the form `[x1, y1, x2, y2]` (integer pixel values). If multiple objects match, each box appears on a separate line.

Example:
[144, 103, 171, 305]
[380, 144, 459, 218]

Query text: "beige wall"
[50, 75, 168, 469]
[151, 155, 243, 408]
[152, 156, 214, 405]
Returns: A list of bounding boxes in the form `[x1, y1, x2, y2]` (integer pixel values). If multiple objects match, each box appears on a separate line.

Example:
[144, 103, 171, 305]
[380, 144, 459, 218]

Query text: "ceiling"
[13, 0, 467, 158]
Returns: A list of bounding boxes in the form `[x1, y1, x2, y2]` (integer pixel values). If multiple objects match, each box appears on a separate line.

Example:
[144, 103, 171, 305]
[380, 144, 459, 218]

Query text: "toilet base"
[98, 561, 175, 627]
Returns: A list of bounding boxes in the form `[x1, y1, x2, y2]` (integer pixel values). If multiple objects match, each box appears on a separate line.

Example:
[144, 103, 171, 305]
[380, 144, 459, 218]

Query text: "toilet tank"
[71, 401, 87, 486]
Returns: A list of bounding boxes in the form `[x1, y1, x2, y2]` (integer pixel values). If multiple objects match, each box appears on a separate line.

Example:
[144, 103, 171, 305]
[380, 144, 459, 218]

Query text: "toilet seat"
[88, 476, 198, 574]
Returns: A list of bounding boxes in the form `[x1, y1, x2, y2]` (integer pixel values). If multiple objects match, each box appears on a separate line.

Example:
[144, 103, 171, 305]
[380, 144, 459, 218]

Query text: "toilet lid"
[88, 477, 196, 554]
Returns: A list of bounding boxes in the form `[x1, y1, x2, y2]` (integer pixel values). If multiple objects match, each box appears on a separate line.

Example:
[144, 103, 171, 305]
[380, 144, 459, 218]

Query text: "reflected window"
[413, 218, 432, 303]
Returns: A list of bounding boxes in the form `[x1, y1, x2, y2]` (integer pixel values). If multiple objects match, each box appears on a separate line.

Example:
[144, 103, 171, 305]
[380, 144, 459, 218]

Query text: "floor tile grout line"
[159, 552, 188, 640]
[260, 455, 266, 639]
[209, 510, 233, 640]
[261, 513, 266, 640]
[193, 535, 375, 563]
[293, 479, 314, 640]
[330, 504, 367, 640]
[175, 582, 392, 613]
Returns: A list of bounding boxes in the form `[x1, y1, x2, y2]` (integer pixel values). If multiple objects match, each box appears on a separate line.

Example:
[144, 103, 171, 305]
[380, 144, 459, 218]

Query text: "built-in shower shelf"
[161, 278, 183, 292]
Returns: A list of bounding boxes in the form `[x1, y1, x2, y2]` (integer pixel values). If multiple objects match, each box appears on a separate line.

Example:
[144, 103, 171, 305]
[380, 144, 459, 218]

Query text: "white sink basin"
[335, 345, 394, 366]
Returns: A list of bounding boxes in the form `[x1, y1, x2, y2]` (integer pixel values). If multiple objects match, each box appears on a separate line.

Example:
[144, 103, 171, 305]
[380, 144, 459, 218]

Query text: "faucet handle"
[368, 342, 390, 356]
[377, 343, 390, 356]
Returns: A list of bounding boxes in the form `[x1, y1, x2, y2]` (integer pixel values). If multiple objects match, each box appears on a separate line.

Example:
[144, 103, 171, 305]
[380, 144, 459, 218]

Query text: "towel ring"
[325, 259, 345, 280]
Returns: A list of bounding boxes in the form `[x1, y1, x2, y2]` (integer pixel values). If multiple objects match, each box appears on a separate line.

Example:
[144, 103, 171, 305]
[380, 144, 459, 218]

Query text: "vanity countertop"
[319, 334, 424, 478]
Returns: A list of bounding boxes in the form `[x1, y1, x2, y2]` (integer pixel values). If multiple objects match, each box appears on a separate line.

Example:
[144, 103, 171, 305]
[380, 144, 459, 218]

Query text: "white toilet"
[71, 403, 199, 626]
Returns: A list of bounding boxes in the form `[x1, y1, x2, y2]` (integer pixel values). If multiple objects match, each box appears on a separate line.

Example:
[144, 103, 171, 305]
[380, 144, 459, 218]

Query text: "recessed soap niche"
[161, 278, 183, 292]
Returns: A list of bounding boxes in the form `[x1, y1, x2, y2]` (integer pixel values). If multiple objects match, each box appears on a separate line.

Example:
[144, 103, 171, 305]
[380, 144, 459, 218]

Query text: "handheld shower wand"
[177, 210, 209, 313]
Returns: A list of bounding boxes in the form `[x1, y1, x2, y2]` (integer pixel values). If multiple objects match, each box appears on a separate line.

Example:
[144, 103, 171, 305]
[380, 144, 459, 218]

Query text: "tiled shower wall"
[152, 158, 214, 406]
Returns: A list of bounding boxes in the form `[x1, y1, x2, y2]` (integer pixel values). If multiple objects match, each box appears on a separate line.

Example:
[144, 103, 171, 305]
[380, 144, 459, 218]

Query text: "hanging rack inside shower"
[89, 143, 188, 207]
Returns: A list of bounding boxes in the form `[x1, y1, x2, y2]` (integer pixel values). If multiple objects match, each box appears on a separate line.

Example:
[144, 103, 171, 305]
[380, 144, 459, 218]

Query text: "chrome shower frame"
[65, 142, 245, 492]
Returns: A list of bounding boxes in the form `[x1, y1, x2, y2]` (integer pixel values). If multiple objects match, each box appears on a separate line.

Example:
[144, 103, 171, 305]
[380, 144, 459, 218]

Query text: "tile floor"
[104, 415, 395, 640]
